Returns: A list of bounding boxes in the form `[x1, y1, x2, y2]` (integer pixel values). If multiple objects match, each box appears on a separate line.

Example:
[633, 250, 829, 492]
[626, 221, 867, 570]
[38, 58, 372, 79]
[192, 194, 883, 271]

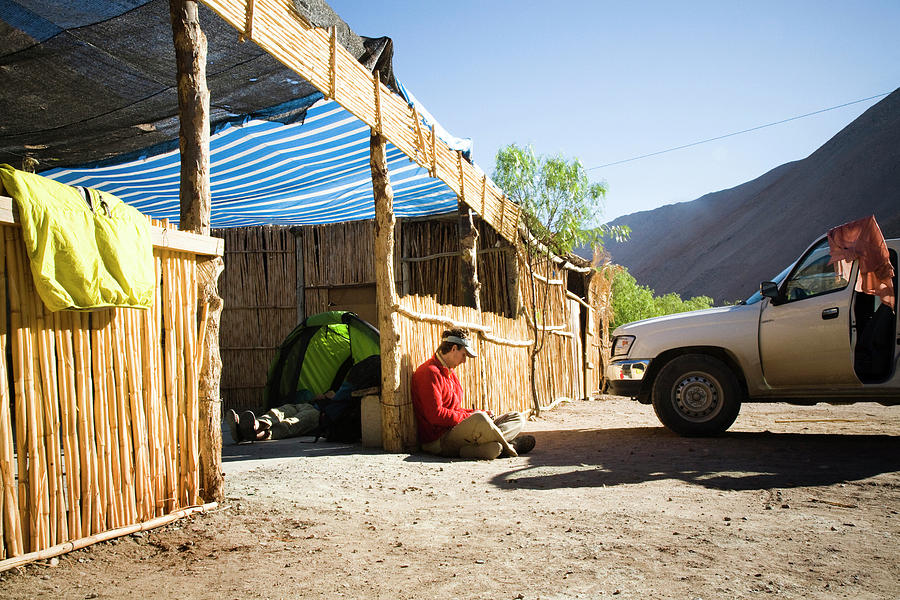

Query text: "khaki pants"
[258, 402, 320, 440]
[422, 411, 525, 459]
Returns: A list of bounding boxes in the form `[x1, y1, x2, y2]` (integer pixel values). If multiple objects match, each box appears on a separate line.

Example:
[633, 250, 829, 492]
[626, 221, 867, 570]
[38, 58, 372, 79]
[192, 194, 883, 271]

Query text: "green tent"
[263, 311, 380, 410]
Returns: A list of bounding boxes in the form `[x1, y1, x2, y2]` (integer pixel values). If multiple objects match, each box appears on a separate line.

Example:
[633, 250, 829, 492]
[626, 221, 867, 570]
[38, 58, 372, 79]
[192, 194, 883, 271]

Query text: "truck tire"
[651, 354, 742, 436]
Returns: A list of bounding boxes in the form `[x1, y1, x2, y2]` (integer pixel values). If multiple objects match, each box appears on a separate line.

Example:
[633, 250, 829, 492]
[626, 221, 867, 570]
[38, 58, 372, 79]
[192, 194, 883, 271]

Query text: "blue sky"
[330, 1, 899, 223]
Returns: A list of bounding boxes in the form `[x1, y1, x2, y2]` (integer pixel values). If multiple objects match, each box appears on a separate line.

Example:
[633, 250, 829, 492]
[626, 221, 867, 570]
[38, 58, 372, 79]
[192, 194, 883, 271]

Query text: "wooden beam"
[370, 131, 406, 452]
[0, 502, 216, 573]
[150, 228, 223, 256]
[239, 0, 255, 41]
[457, 201, 481, 311]
[373, 71, 382, 135]
[328, 26, 337, 99]
[398, 218, 410, 296]
[169, 0, 223, 503]
[399, 246, 510, 264]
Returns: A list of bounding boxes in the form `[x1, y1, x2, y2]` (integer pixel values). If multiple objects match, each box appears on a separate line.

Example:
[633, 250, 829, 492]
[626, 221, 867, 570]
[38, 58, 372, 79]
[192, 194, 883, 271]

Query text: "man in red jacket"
[411, 328, 536, 459]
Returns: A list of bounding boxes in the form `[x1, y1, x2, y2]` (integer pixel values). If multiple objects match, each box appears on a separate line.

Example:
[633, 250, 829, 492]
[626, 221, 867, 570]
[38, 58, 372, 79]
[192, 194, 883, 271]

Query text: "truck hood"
[613, 303, 762, 359]
[615, 305, 754, 333]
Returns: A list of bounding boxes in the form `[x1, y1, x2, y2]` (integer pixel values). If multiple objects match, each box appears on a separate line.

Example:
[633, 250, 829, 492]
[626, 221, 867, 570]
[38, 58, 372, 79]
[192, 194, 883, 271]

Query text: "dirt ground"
[1, 396, 898, 600]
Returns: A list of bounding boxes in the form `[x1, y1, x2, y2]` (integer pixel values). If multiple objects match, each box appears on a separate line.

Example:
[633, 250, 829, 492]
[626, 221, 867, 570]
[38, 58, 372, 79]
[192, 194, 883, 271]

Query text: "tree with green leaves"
[610, 268, 714, 333]
[493, 143, 628, 415]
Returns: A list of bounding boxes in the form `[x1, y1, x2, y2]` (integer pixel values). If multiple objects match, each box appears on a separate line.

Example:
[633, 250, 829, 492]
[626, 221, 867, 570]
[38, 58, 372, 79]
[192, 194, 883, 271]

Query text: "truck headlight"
[613, 335, 635, 356]
[607, 359, 650, 381]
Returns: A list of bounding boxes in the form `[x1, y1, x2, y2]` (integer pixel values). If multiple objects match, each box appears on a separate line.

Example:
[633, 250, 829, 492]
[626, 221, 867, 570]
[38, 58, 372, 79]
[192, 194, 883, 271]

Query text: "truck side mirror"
[760, 281, 780, 302]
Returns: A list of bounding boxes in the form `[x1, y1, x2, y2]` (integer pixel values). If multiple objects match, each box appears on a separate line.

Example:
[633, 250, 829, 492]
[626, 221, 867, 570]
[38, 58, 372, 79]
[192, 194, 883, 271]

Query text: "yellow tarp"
[0, 164, 154, 311]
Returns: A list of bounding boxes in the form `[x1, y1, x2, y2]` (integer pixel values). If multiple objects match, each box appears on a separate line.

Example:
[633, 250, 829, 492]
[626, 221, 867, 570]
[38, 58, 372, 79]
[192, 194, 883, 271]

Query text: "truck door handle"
[822, 307, 839, 320]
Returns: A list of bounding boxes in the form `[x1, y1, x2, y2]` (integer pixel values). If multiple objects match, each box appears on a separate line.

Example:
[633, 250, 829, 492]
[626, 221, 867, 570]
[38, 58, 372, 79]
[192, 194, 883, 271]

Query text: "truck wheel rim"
[672, 373, 723, 422]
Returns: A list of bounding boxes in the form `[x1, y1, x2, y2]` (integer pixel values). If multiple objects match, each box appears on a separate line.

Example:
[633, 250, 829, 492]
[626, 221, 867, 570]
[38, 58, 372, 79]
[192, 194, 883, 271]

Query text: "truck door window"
[782, 239, 850, 302]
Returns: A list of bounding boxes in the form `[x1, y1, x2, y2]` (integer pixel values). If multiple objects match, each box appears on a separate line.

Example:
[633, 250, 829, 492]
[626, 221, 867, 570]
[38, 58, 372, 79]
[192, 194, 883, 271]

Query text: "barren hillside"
[602, 87, 900, 304]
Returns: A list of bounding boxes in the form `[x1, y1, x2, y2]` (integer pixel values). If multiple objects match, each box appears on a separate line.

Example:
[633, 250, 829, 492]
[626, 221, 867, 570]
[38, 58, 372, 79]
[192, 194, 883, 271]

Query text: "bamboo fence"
[0, 219, 216, 562]
[588, 263, 620, 393]
[515, 249, 589, 403]
[213, 217, 607, 422]
[397, 283, 584, 430]
[397, 295, 532, 423]
[400, 217, 518, 316]
[213, 226, 298, 412]
[413, 218, 590, 408]
[200, 0, 522, 244]
[400, 219, 460, 305]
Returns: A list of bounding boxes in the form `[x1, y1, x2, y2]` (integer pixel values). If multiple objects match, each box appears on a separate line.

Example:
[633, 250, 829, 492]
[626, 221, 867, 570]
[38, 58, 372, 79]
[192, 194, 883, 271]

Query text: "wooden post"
[505, 243, 520, 318]
[370, 131, 405, 452]
[170, 0, 210, 235]
[457, 202, 481, 312]
[169, 0, 224, 503]
[291, 227, 306, 324]
[399, 219, 410, 297]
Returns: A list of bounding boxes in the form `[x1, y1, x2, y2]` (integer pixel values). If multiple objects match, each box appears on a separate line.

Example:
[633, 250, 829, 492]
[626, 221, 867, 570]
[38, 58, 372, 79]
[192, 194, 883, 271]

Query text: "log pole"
[457, 202, 481, 312]
[169, 0, 224, 502]
[170, 0, 210, 234]
[370, 131, 405, 452]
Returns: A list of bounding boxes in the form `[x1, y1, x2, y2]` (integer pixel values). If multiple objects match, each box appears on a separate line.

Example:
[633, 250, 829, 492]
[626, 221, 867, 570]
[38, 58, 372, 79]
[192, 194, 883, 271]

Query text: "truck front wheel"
[651, 354, 742, 435]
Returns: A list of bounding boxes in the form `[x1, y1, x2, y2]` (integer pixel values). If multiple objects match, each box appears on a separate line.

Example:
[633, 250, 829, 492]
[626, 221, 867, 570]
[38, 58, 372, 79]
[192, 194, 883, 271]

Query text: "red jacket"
[411, 355, 473, 443]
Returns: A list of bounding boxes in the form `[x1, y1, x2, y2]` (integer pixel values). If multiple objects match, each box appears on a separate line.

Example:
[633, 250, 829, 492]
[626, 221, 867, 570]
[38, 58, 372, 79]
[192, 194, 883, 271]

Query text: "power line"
[588, 92, 891, 170]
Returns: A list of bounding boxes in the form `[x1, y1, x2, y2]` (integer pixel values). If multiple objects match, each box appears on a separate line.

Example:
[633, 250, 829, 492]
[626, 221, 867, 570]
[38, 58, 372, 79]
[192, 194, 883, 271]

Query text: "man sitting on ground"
[411, 328, 535, 460]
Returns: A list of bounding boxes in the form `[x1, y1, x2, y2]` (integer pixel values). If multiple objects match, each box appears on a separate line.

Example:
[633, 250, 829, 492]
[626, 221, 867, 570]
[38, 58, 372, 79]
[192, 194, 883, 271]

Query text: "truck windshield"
[743, 263, 794, 305]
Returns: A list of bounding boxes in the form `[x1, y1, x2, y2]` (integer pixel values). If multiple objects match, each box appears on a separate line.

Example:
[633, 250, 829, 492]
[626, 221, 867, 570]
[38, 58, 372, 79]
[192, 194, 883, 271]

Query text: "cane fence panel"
[0, 221, 215, 563]
[214, 226, 298, 412]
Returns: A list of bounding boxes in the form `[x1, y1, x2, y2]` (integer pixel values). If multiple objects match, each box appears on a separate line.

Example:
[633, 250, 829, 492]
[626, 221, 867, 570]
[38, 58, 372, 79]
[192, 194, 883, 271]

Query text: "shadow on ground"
[222, 433, 369, 463]
[489, 426, 900, 491]
[221, 422, 900, 492]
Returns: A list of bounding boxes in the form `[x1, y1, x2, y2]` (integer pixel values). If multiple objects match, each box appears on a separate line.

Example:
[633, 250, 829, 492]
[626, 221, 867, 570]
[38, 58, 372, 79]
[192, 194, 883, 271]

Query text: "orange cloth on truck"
[827, 215, 895, 309]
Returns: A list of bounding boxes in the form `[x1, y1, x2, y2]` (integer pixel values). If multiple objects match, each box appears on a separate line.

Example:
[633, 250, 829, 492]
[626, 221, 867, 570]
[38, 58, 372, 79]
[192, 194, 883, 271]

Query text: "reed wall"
[398, 295, 533, 421]
[301, 221, 378, 322]
[215, 217, 601, 416]
[514, 250, 589, 402]
[400, 217, 517, 316]
[397, 287, 585, 426]
[588, 264, 619, 392]
[0, 222, 211, 562]
[213, 226, 298, 412]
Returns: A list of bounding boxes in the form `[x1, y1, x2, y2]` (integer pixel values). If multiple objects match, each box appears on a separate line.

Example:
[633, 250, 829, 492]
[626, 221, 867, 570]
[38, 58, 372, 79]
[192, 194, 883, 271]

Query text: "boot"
[225, 409, 242, 444]
[239, 410, 259, 443]
[510, 434, 535, 455]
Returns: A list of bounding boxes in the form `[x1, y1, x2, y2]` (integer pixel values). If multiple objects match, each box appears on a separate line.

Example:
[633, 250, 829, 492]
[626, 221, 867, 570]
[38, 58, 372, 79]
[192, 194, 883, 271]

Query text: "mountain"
[600, 88, 900, 304]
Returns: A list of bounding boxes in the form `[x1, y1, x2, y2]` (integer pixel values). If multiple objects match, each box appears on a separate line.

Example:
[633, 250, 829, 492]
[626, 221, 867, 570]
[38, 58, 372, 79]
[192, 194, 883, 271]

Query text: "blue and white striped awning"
[42, 98, 463, 228]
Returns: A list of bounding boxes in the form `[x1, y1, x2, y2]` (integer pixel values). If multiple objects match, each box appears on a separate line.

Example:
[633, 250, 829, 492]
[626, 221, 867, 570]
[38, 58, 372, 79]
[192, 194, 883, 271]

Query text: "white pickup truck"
[607, 235, 899, 435]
